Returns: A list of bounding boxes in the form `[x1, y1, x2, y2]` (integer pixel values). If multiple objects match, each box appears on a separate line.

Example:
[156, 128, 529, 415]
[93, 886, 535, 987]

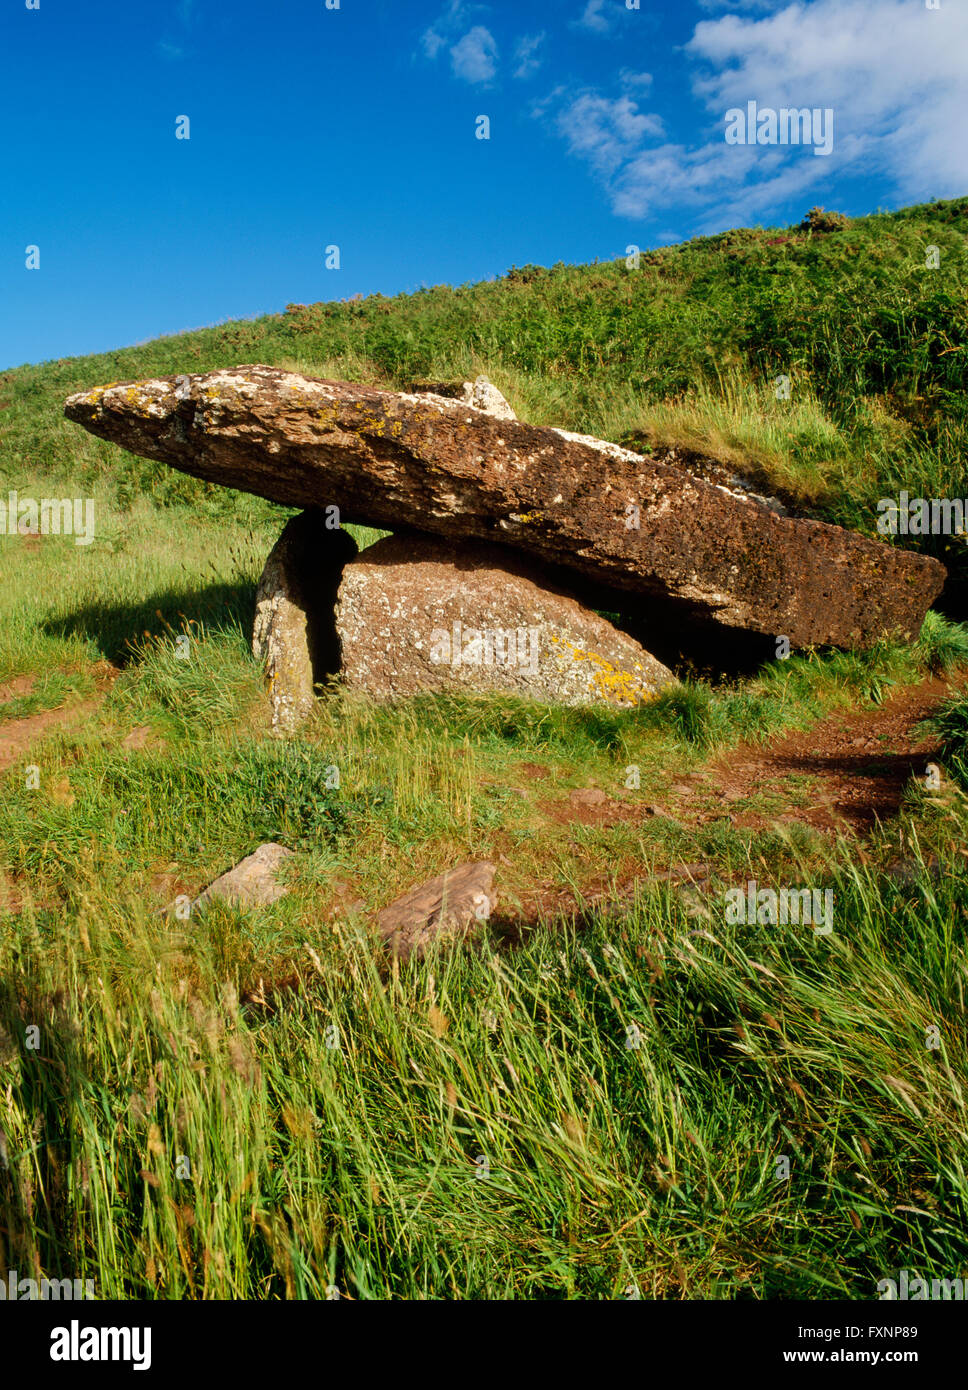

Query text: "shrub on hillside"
[504, 264, 546, 284]
[799, 206, 850, 233]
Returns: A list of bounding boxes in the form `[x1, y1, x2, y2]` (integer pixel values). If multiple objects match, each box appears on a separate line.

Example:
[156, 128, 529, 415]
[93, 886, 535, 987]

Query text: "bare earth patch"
[0, 661, 120, 771]
[700, 674, 959, 834]
[0, 674, 38, 705]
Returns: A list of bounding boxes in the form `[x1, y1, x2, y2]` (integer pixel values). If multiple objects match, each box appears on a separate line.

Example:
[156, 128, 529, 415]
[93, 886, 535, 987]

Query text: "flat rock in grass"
[64, 366, 945, 649]
[884, 853, 942, 886]
[193, 843, 294, 911]
[121, 726, 152, 751]
[377, 861, 497, 962]
[252, 511, 357, 730]
[335, 534, 674, 704]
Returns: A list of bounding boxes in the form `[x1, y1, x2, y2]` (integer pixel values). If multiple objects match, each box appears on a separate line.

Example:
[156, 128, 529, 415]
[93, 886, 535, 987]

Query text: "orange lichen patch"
[548, 633, 656, 706]
[348, 400, 408, 440]
[81, 382, 119, 409]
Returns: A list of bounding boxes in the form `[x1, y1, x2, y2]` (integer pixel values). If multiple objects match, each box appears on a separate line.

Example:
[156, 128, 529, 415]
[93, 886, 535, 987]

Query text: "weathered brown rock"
[410, 374, 516, 419]
[252, 511, 357, 729]
[64, 366, 946, 648]
[193, 843, 294, 911]
[335, 534, 675, 704]
[376, 861, 497, 962]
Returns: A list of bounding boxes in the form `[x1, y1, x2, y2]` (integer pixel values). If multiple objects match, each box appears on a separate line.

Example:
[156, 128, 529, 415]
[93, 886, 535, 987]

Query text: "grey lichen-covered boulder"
[334, 534, 675, 705]
[252, 510, 357, 730]
[460, 375, 516, 420]
[411, 374, 516, 420]
[193, 843, 295, 911]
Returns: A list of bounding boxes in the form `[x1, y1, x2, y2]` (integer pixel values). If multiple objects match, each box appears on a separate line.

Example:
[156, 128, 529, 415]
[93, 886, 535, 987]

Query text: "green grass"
[3, 196, 965, 613]
[1, 194, 968, 1300]
[3, 839, 967, 1299]
[1, 583, 966, 1297]
[927, 692, 968, 788]
[0, 668, 95, 722]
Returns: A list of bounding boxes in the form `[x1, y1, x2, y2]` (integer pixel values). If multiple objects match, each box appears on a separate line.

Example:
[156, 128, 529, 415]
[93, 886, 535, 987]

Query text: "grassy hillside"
[2, 195, 966, 598]
[1, 198, 968, 1301]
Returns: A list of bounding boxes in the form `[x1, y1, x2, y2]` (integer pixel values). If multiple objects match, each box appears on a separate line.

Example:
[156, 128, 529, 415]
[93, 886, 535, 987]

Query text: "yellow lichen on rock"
[548, 632, 655, 705]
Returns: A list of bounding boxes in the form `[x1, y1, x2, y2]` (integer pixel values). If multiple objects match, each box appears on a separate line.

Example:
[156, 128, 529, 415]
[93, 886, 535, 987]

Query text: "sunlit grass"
[1, 193, 967, 1300]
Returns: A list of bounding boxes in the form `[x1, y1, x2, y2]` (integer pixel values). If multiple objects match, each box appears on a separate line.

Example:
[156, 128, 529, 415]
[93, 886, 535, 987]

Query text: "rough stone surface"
[460, 375, 516, 420]
[411, 375, 516, 420]
[64, 366, 946, 648]
[335, 534, 674, 704]
[193, 843, 294, 910]
[377, 861, 497, 962]
[252, 511, 357, 730]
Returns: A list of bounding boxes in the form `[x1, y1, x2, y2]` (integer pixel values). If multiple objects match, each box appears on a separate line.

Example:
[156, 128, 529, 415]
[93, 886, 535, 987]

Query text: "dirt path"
[500, 673, 963, 926]
[0, 662, 120, 772]
[689, 673, 959, 834]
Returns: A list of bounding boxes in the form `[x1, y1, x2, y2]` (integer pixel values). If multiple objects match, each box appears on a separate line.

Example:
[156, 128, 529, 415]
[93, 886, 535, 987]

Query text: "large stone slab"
[335, 534, 674, 704]
[64, 366, 945, 648]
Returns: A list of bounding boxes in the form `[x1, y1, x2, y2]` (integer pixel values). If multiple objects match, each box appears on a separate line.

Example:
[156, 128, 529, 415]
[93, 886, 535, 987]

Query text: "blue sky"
[2, 0, 965, 369]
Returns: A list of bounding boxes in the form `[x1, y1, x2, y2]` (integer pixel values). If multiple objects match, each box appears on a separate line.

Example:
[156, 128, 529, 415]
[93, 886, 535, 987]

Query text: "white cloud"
[697, 0, 784, 11]
[421, 4, 499, 84]
[513, 33, 546, 80]
[619, 69, 653, 93]
[422, 1, 468, 59]
[547, 0, 968, 227]
[687, 0, 968, 201]
[557, 94, 664, 177]
[571, 0, 644, 38]
[157, 0, 196, 61]
[611, 138, 843, 224]
[572, 0, 611, 35]
[450, 25, 498, 83]
[422, 28, 447, 60]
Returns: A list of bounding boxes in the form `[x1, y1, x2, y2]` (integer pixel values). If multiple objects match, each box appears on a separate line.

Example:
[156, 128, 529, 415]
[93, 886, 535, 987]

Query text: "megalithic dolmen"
[64, 366, 946, 649]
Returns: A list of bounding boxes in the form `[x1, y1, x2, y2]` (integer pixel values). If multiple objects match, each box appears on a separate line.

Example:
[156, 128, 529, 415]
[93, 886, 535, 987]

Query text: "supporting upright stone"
[252, 511, 357, 730]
